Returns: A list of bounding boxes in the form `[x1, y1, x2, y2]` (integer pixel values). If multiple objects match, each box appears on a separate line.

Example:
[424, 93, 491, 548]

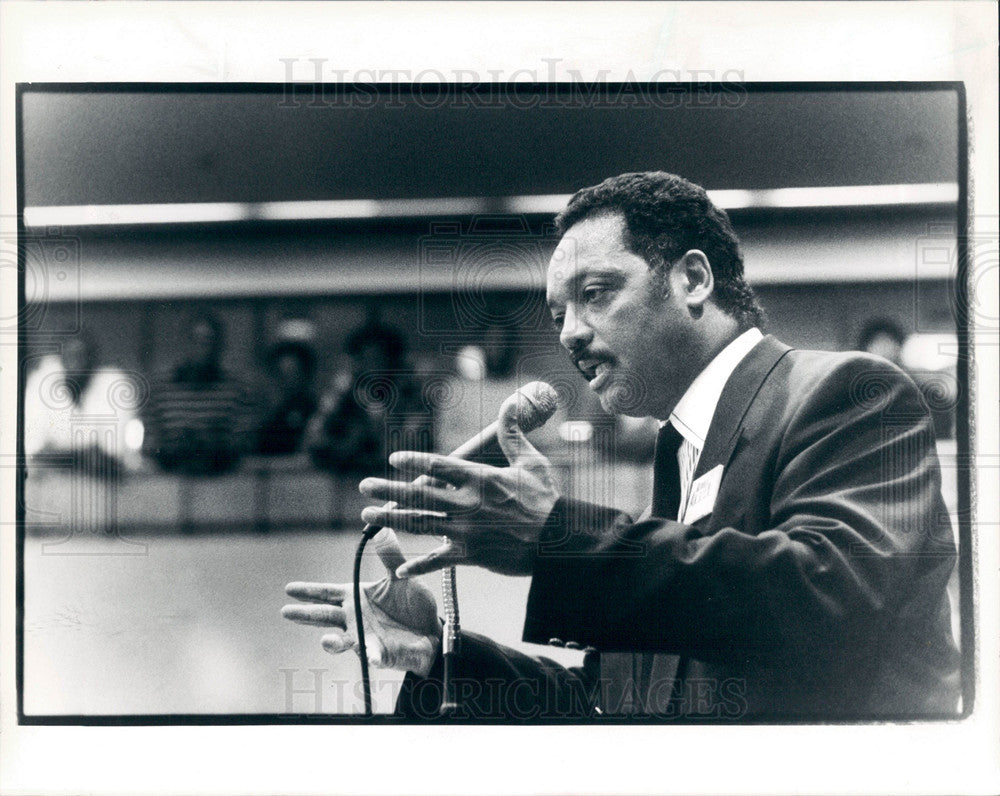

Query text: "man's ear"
[679, 250, 714, 313]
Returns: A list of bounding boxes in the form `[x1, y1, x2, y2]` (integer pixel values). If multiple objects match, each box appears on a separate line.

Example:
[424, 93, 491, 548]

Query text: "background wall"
[24, 210, 958, 387]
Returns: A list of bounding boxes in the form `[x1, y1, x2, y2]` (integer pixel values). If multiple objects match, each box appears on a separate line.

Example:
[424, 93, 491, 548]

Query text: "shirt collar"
[665, 328, 764, 449]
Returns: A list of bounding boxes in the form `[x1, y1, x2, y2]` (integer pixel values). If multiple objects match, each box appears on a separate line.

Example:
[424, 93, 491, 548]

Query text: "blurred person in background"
[142, 310, 257, 475]
[24, 329, 144, 477]
[256, 319, 319, 455]
[305, 311, 434, 478]
[857, 317, 956, 440]
[857, 317, 906, 366]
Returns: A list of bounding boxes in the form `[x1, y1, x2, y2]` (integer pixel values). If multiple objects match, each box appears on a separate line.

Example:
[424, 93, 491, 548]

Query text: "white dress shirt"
[663, 327, 763, 520]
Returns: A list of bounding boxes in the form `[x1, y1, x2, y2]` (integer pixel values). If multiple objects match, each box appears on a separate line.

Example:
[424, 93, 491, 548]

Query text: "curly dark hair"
[555, 172, 765, 330]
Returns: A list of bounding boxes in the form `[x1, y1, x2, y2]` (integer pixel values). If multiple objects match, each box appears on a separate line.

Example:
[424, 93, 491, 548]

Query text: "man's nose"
[559, 305, 592, 352]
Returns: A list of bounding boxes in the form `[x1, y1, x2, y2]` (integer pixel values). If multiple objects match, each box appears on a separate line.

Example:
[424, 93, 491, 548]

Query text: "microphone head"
[511, 381, 559, 433]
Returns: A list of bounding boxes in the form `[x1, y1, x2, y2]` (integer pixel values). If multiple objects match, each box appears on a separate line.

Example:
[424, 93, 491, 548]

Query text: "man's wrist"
[536, 497, 634, 556]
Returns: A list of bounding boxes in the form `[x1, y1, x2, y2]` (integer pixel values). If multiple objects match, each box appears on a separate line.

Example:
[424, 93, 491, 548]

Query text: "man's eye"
[550, 315, 564, 330]
[582, 286, 608, 303]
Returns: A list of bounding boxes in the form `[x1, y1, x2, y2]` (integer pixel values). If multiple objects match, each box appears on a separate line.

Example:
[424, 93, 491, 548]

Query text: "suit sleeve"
[523, 357, 956, 663]
[394, 631, 600, 720]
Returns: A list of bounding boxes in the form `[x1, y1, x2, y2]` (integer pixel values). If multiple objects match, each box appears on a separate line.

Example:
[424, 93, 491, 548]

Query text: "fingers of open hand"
[359, 477, 481, 515]
[284, 582, 347, 604]
[359, 506, 451, 535]
[386, 451, 491, 487]
[395, 541, 467, 578]
[361, 633, 385, 668]
[497, 399, 546, 468]
[321, 630, 356, 655]
[281, 604, 347, 627]
[370, 527, 407, 576]
[360, 476, 433, 507]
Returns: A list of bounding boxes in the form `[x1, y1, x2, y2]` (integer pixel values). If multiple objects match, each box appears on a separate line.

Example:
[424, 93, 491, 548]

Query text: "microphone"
[444, 380, 560, 464]
[360, 380, 558, 537]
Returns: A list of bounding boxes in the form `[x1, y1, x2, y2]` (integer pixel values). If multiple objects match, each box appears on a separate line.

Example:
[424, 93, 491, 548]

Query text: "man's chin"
[596, 379, 649, 416]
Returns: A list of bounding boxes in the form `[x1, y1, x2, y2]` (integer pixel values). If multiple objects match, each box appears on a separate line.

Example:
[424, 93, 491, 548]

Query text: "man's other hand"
[281, 528, 441, 676]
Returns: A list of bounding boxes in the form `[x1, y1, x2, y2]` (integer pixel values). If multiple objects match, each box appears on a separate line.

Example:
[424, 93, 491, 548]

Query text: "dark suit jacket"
[396, 336, 960, 720]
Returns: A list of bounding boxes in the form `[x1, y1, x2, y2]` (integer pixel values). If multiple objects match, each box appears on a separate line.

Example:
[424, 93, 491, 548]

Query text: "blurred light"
[455, 345, 486, 382]
[558, 420, 594, 443]
[258, 196, 491, 220]
[124, 419, 144, 451]
[503, 194, 574, 214]
[901, 333, 959, 371]
[273, 318, 317, 345]
[706, 190, 758, 209]
[23, 183, 959, 228]
[256, 199, 379, 220]
[24, 202, 250, 227]
[736, 182, 959, 209]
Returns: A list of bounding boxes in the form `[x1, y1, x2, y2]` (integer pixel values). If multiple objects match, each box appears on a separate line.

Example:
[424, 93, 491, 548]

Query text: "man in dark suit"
[283, 172, 960, 719]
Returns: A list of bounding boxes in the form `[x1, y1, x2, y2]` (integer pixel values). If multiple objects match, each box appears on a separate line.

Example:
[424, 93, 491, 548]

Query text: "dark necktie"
[602, 422, 686, 715]
[651, 422, 684, 520]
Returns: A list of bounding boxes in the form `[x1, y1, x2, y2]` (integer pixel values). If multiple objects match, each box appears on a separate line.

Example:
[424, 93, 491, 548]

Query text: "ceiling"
[20, 86, 960, 208]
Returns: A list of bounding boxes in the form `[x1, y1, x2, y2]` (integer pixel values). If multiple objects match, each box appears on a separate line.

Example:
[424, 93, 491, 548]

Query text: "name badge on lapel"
[684, 465, 724, 524]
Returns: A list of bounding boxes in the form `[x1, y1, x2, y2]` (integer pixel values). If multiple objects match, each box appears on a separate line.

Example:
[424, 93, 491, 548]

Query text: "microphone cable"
[353, 523, 379, 717]
[353, 509, 458, 717]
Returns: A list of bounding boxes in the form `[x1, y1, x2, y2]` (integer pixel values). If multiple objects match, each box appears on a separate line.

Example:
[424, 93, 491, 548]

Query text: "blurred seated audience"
[24, 330, 144, 477]
[256, 319, 319, 455]
[143, 310, 258, 475]
[305, 313, 433, 478]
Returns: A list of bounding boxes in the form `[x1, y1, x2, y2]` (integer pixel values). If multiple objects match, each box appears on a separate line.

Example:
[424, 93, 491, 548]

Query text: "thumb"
[371, 527, 406, 578]
[363, 631, 385, 669]
[496, 391, 545, 467]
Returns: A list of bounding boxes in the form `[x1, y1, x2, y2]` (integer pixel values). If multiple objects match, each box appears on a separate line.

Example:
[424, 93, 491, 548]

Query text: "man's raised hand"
[358, 392, 561, 578]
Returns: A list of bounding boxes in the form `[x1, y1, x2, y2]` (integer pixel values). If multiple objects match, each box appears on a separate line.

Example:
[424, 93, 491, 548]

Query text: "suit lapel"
[601, 337, 791, 716]
[693, 335, 792, 481]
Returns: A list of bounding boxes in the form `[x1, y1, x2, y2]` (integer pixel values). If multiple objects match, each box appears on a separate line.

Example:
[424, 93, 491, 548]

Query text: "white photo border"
[1, 3, 997, 795]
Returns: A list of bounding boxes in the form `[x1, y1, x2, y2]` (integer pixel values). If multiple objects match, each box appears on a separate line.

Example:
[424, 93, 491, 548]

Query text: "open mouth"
[576, 357, 612, 386]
